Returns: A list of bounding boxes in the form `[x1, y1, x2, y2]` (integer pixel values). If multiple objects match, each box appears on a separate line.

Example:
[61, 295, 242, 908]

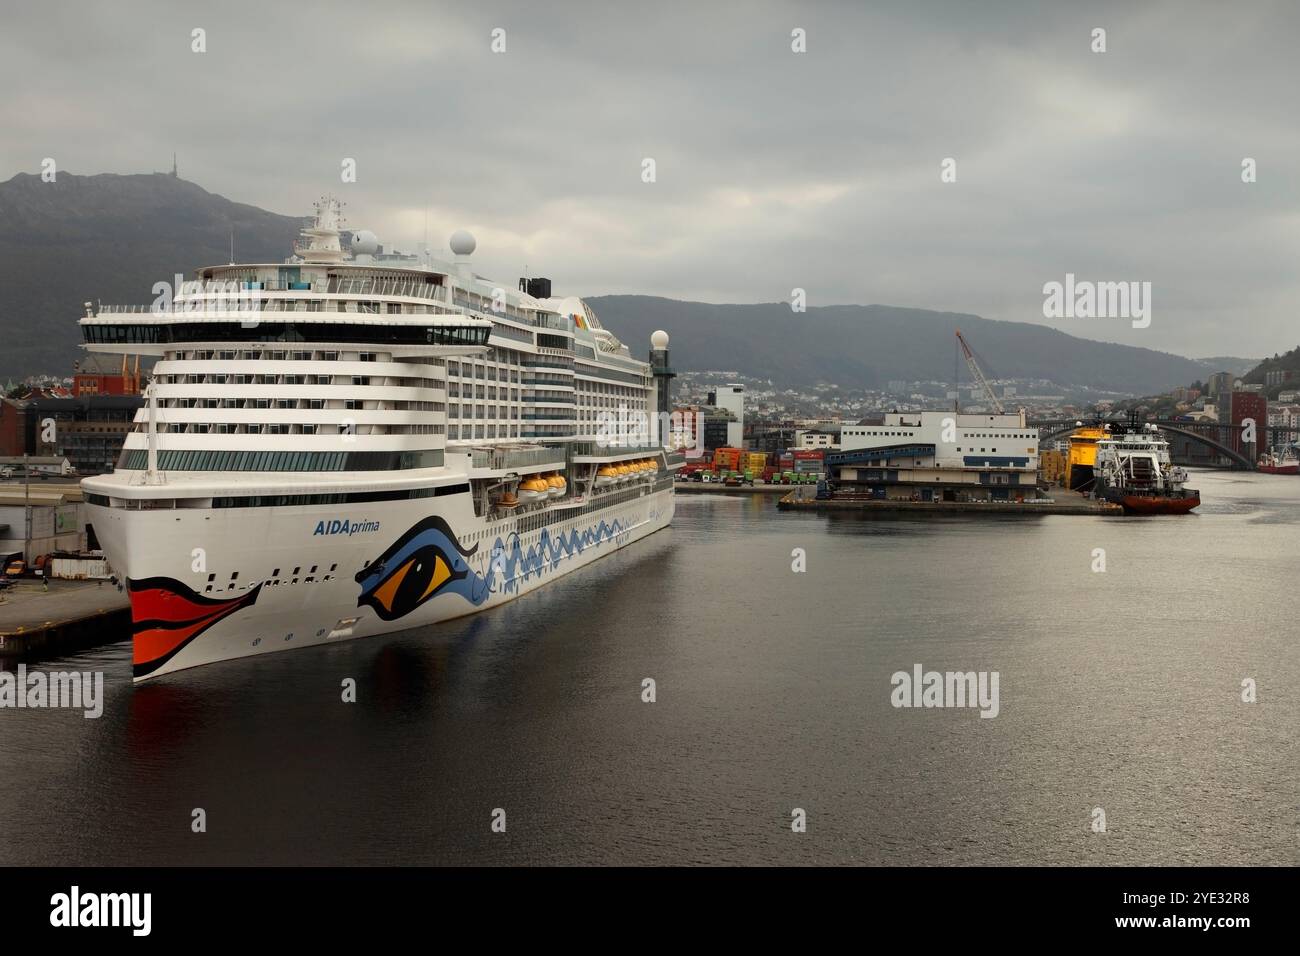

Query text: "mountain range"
[588, 296, 1241, 396]
[0, 172, 305, 378]
[0, 171, 1258, 394]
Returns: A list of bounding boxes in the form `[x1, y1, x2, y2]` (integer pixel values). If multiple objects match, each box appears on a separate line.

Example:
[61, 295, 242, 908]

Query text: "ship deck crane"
[955, 329, 1004, 414]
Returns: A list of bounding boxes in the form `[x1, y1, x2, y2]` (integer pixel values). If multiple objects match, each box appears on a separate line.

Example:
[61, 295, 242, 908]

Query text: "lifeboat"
[596, 465, 618, 487]
[617, 463, 634, 483]
[546, 473, 567, 498]
[497, 491, 520, 509]
[518, 476, 550, 503]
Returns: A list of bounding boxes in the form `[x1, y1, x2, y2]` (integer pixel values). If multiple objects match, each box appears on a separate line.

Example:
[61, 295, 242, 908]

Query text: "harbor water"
[0, 469, 1296, 865]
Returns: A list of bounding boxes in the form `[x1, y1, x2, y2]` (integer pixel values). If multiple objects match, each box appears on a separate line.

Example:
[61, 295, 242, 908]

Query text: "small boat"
[595, 466, 618, 487]
[1257, 446, 1300, 475]
[497, 491, 520, 509]
[546, 473, 567, 498]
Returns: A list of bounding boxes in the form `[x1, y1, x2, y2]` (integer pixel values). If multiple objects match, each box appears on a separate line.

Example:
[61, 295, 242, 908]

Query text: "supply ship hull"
[1100, 489, 1201, 515]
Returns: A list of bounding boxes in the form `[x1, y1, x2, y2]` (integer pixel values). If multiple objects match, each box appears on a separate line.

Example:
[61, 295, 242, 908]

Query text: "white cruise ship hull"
[89, 484, 674, 681]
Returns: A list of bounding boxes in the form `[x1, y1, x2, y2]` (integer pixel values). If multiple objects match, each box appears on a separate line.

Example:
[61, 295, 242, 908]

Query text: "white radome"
[450, 229, 476, 256]
[351, 230, 380, 255]
[651, 330, 670, 349]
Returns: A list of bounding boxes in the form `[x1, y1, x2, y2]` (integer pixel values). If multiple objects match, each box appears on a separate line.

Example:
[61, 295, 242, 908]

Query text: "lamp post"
[24, 451, 31, 562]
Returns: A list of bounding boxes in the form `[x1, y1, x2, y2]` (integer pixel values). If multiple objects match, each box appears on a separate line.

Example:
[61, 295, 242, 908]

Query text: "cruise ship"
[80, 199, 680, 680]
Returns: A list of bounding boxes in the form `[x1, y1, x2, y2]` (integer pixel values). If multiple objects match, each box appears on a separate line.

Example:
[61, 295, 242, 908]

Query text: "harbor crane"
[955, 330, 1004, 415]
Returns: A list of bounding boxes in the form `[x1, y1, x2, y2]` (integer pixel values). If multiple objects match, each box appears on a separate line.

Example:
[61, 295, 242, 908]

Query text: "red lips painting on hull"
[128, 577, 262, 679]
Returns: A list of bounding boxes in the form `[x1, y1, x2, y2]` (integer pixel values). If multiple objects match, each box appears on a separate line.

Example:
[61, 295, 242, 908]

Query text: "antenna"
[229, 226, 234, 264]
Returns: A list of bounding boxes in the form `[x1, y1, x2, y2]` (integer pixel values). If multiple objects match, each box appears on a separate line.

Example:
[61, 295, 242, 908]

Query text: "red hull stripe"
[127, 578, 261, 675]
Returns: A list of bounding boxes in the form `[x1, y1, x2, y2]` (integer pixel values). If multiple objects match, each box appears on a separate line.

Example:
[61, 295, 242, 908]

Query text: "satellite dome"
[449, 229, 476, 256]
[651, 330, 670, 349]
[351, 230, 380, 255]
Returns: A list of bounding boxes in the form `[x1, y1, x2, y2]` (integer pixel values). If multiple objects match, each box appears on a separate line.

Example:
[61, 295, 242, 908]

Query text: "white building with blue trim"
[825, 410, 1040, 502]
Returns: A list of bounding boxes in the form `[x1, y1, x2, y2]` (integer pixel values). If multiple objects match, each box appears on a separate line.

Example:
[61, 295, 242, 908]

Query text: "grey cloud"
[2, 0, 1297, 359]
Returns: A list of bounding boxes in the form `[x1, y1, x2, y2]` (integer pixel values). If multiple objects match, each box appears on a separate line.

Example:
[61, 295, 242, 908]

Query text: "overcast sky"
[3, 0, 1298, 360]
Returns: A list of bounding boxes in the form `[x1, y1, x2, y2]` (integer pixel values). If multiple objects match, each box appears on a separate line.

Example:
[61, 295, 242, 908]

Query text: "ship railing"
[95, 305, 157, 314]
[451, 296, 534, 325]
[327, 277, 443, 299]
[468, 446, 567, 470]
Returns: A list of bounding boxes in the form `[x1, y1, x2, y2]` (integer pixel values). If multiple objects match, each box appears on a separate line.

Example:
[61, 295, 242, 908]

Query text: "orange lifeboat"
[518, 476, 550, 502]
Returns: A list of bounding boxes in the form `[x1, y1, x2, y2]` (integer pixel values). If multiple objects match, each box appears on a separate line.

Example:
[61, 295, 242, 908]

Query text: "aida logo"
[313, 518, 381, 536]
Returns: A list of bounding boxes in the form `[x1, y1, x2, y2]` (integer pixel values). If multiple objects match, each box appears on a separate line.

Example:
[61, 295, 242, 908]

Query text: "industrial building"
[825, 410, 1041, 502]
[0, 485, 88, 562]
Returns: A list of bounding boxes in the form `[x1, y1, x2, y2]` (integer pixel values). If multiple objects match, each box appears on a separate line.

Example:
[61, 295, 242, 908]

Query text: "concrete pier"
[673, 480, 801, 495]
[776, 488, 1123, 516]
[0, 578, 129, 663]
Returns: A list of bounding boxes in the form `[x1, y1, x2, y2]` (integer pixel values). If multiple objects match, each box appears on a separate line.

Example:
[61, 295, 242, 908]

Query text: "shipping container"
[712, 447, 744, 471]
[50, 554, 111, 580]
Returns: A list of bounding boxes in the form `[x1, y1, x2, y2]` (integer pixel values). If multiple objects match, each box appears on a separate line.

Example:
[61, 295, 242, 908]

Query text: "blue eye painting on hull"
[354, 514, 631, 621]
[355, 515, 485, 620]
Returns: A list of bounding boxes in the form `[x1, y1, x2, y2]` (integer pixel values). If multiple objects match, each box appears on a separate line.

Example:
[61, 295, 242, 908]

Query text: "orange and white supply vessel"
[80, 199, 680, 681]
[1092, 421, 1200, 514]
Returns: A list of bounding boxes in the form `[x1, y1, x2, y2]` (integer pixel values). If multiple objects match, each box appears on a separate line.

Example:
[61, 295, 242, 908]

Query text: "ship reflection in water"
[1, 469, 1297, 866]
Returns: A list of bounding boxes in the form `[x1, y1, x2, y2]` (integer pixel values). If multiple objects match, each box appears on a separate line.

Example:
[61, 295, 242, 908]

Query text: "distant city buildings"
[1207, 371, 1234, 396]
[708, 384, 745, 448]
[0, 395, 141, 474]
[795, 428, 839, 450]
[72, 354, 142, 397]
[1222, 390, 1267, 460]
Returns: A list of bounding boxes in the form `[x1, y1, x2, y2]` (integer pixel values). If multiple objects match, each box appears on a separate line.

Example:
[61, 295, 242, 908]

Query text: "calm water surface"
[2, 469, 1297, 865]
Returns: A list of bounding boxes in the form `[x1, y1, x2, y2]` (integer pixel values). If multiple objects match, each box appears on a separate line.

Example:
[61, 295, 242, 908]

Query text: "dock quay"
[673, 481, 799, 495]
[0, 579, 129, 665]
[777, 488, 1123, 516]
